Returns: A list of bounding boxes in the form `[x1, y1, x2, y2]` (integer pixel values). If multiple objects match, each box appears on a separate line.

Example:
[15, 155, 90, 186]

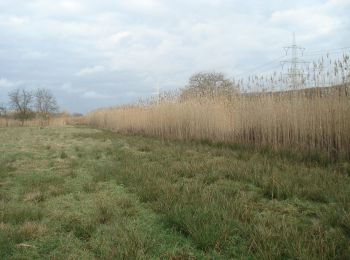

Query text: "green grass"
[0, 126, 349, 259]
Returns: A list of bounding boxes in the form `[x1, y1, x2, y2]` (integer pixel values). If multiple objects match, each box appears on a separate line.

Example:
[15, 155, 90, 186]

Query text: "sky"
[0, 0, 349, 113]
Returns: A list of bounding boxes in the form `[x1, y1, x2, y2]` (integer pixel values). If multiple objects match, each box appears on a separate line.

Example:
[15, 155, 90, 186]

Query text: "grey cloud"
[0, 0, 349, 113]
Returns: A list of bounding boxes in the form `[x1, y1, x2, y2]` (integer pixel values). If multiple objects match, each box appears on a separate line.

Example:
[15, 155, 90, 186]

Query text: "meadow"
[1, 126, 349, 259]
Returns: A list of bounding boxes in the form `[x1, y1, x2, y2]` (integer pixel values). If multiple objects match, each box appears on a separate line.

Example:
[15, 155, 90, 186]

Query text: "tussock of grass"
[59, 151, 68, 159]
[1, 203, 43, 224]
[1, 126, 349, 259]
[92, 162, 121, 182]
[23, 191, 45, 203]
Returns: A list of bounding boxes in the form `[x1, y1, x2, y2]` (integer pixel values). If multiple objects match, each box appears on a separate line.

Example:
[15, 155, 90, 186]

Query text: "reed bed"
[86, 54, 350, 160]
[86, 85, 350, 160]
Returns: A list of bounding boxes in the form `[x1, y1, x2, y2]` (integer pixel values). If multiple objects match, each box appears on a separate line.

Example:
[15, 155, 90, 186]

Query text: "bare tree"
[180, 72, 239, 100]
[0, 103, 9, 127]
[35, 88, 58, 125]
[0, 103, 6, 116]
[8, 88, 34, 126]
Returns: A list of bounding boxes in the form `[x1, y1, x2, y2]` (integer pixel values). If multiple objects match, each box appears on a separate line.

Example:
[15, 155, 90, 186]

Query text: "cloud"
[328, 0, 350, 6]
[119, 0, 166, 14]
[0, 0, 348, 112]
[270, 8, 340, 39]
[29, 0, 85, 14]
[21, 50, 48, 60]
[60, 83, 82, 94]
[59, 1, 84, 12]
[0, 78, 23, 88]
[0, 15, 28, 27]
[76, 65, 106, 76]
[59, 82, 113, 99]
[82, 90, 113, 99]
[97, 31, 132, 49]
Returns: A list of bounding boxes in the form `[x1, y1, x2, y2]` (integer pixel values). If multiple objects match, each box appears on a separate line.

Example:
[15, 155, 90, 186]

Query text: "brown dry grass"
[0, 117, 69, 127]
[86, 85, 350, 160]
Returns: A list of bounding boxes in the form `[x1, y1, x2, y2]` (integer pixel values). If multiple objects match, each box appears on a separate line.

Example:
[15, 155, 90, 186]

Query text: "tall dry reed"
[86, 53, 350, 160]
[86, 85, 350, 160]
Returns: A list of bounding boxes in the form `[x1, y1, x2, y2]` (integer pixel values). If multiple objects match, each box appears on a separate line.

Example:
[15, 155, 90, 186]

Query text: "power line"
[303, 50, 350, 57]
[233, 41, 350, 80]
[280, 33, 308, 89]
[304, 46, 350, 54]
[235, 55, 284, 78]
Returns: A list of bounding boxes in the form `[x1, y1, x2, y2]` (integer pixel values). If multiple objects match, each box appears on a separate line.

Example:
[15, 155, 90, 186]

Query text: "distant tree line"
[0, 88, 59, 126]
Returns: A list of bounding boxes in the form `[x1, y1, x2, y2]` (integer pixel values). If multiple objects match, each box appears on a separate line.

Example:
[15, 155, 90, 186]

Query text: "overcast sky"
[0, 0, 349, 113]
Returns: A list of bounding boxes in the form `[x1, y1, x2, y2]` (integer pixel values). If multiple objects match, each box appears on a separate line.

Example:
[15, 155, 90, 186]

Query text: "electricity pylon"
[281, 33, 308, 89]
[154, 81, 161, 105]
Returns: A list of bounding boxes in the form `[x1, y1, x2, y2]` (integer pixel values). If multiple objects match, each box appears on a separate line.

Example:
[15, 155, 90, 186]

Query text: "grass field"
[1, 126, 350, 259]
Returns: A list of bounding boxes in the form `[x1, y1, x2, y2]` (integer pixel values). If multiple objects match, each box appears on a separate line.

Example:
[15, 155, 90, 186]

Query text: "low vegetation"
[0, 88, 59, 127]
[1, 126, 349, 259]
[0, 117, 68, 128]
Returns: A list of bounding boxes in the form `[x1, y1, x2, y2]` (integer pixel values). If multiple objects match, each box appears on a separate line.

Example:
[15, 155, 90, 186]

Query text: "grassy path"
[0, 126, 349, 259]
